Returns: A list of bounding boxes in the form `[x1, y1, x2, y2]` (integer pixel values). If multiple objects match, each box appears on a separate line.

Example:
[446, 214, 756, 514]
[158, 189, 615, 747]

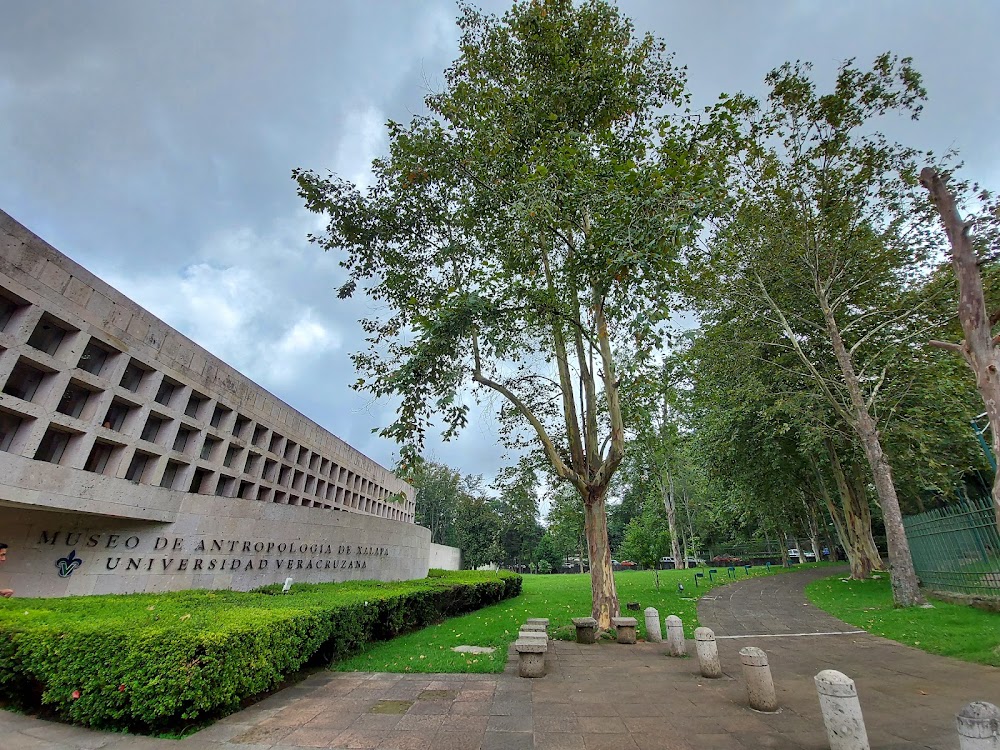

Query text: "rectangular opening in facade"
[278, 464, 291, 487]
[83, 439, 122, 475]
[185, 391, 208, 419]
[304, 474, 316, 494]
[215, 474, 235, 497]
[3, 359, 50, 403]
[288, 495, 300, 506]
[292, 469, 304, 491]
[273, 491, 287, 504]
[27, 314, 75, 356]
[124, 450, 156, 483]
[257, 487, 272, 502]
[200, 435, 220, 461]
[56, 380, 100, 420]
[0, 288, 28, 331]
[189, 467, 211, 494]
[102, 398, 136, 432]
[232, 414, 250, 439]
[154, 377, 180, 407]
[0, 409, 29, 453]
[316, 479, 326, 498]
[209, 404, 231, 429]
[320, 457, 330, 475]
[326, 484, 335, 501]
[172, 424, 196, 454]
[268, 432, 284, 454]
[252, 424, 267, 447]
[77, 339, 118, 376]
[262, 458, 277, 482]
[243, 452, 261, 476]
[296, 448, 308, 467]
[223, 444, 239, 468]
[34, 426, 74, 464]
[284, 440, 298, 462]
[119, 359, 149, 392]
[238, 480, 255, 499]
[309, 453, 320, 472]
[159, 459, 187, 489]
[140, 413, 169, 444]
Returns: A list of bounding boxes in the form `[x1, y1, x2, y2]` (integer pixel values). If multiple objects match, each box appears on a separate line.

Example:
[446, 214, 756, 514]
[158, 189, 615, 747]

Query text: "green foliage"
[806, 574, 1000, 666]
[619, 501, 671, 570]
[533, 532, 562, 572]
[0, 571, 520, 734]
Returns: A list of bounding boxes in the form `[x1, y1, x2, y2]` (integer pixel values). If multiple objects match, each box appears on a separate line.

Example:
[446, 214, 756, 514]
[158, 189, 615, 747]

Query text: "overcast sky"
[2, 1, 998, 484]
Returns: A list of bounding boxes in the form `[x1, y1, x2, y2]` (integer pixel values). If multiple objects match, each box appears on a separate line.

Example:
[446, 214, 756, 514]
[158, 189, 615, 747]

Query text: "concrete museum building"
[0, 209, 454, 597]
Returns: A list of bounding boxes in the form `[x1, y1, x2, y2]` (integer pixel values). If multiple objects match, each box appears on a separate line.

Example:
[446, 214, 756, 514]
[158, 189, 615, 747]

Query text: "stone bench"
[521, 621, 547, 635]
[526, 618, 549, 629]
[515, 638, 547, 678]
[572, 616, 598, 644]
[611, 616, 637, 645]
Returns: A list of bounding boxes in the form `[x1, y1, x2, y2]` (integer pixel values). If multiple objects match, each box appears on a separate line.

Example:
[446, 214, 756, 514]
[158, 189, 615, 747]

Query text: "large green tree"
[296, 0, 722, 627]
[701, 55, 946, 606]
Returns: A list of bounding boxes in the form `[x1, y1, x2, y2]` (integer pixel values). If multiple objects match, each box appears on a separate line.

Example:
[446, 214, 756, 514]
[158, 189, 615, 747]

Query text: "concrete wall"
[428, 543, 462, 571]
[0, 209, 430, 597]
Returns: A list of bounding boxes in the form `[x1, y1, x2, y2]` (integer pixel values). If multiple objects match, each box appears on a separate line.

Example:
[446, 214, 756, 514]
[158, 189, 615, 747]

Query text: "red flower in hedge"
[71, 690, 80, 700]
[119, 684, 126, 692]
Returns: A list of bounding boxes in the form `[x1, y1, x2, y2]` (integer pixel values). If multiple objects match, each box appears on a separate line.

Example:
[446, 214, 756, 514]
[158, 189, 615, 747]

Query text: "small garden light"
[282, 577, 294, 593]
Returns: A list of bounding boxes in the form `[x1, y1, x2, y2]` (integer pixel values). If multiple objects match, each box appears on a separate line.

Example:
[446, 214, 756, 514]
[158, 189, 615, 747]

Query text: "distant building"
[0, 209, 446, 597]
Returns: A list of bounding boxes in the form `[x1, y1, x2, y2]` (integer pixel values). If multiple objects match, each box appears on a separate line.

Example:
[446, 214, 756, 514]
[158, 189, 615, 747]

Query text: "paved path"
[2, 568, 998, 749]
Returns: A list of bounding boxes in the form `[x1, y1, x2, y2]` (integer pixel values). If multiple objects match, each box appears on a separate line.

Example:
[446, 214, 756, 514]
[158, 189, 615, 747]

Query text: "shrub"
[0, 570, 520, 734]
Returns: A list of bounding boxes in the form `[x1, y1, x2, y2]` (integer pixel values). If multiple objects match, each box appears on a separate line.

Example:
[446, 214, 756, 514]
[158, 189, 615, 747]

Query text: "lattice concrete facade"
[0, 209, 434, 597]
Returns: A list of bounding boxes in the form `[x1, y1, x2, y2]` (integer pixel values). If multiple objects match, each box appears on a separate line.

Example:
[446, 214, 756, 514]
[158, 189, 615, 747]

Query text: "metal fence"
[903, 493, 1000, 597]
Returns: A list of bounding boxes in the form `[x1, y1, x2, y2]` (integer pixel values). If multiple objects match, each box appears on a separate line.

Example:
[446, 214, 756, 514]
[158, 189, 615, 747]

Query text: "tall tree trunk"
[792, 534, 804, 565]
[583, 486, 619, 629]
[820, 294, 924, 606]
[804, 499, 822, 563]
[922, 168, 1000, 530]
[661, 466, 683, 571]
[825, 439, 884, 578]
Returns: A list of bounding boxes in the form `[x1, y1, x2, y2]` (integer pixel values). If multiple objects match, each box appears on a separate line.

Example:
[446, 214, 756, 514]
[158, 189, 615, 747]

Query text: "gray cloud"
[2, 0, 998, 480]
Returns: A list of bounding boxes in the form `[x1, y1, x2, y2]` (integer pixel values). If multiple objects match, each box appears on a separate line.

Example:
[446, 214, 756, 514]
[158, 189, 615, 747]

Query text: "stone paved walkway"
[2, 567, 998, 749]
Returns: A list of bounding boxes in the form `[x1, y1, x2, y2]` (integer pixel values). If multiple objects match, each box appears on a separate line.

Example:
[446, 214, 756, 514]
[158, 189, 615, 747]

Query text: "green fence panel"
[903, 494, 1000, 596]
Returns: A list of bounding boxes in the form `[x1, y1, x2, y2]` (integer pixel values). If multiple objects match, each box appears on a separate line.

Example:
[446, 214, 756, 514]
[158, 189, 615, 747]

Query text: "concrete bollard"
[694, 627, 722, 678]
[644, 607, 662, 643]
[665, 615, 686, 657]
[957, 702, 1000, 750]
[815, 670, 869, 750]
[739, 646, 777, 712]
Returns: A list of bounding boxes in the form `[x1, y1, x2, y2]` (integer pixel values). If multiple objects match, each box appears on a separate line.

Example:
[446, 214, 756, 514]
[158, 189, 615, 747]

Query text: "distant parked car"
[787, 548, 816, 560]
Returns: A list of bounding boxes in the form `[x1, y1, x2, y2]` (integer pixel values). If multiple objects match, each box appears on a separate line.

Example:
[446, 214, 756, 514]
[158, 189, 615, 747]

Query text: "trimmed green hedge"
[0, 570, 520, 733]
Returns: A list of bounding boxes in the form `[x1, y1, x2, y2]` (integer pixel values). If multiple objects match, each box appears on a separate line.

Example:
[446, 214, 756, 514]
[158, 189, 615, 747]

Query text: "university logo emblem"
[55, 550, 83, 578]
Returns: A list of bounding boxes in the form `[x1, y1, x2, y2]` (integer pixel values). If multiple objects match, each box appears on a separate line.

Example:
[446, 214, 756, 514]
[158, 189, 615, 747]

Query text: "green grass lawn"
[333, 563, 823, 674]
[805, 574, 1000, 667]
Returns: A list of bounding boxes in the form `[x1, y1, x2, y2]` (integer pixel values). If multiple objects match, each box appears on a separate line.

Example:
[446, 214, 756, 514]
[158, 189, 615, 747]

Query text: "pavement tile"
[532, 716, 577, 733]
[394, 715, 444, 731]
[533, 732, 585, 750]
[486, 714, 533, 733]
[584, 733, 639, 750]
[438, 714, 489, 733]
[451, 701, 492, 716]
[480, 731, 533, 750]
[281, 725, 342, 748]
[630, 733, 695, 750]
[434, 730, 485, 750]
[576, 716, 626, 734]
[373, 730, 436, 750]
[229, 724, 296, 745]
[329, 728, 387, 749]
